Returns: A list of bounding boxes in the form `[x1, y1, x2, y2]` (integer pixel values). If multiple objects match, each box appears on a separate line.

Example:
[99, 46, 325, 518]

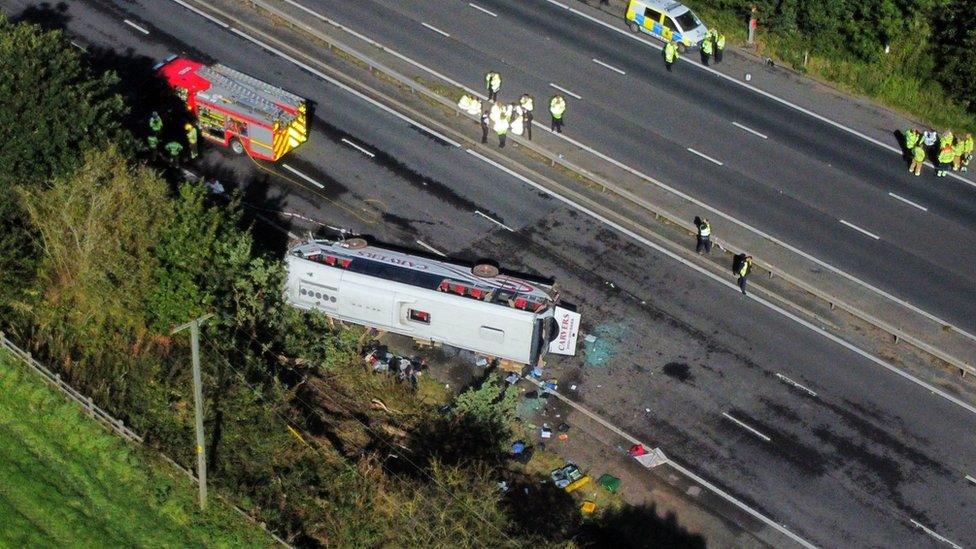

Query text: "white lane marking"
[549, 83, 581, 99]
[687, 148, 724, 166]
[541, 0, 976, 192]
[722, 413, 771, 442]
[282, 164, 325, 188]
[123, 19, 150, 34]
[464, 147, 976, 416]
[888, 192, 928, 212]
[170, 0, 230, 27]
[416, 240, 447, 256]
[340, 137, 375, 158]
[775, 373, 818, 397]
[221, 27, 461, 148]
[732, 121, 768, 139]
[281, 0, 976, 348]
[839, 219, 881, 240]
[592, 58, 626, 75]
[468, 2, 498, 17]
[170, 0, 976, 416]
[910, 519, 963, 549]
[965, 474, 976, 485]
[475, 210, 514, 232]
[421, 22, 451, 38]
[70, 40, 87, 51]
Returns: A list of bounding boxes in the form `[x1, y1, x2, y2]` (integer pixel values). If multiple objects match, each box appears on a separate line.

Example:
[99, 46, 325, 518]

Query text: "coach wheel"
[343, 237, 368, 250]
[628, 22, 639, 33]
[472, 263, 499, 278]
[230, 138, 245, 155]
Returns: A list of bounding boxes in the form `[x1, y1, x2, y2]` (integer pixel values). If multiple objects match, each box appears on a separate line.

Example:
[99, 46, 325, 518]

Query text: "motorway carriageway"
[25, 0, 976, 546]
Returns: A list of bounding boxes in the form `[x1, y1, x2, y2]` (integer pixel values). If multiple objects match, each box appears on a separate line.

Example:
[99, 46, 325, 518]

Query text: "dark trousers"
[715, 48, 724, 63]
[696, 236, 712, 254]
[524, 112, 533, 140]
[665, 59, 674, 72]
[701, 51, 710, 65]
[488, 89, 498, 101]
[498, 132, 507, 147]
[738, 276, 748, 294]
[551, 115, 563, 133]
[481, 122, 489, 143]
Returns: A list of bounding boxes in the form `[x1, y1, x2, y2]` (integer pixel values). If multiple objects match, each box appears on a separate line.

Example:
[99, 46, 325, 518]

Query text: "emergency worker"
[714, 30, 726, 63]
[458, 94, 482, 116]
[904, 128, 920, 152]
[937, 143, 955, 177]
[735, 255, 753, 295]
[549, 94, 566, 133]
[519, 94, 534, 140]
[165, 140, 183, 165]
[664, 41, 679, 72]
[149, 111, 163, 134]
[953, 136, 966, 171]
[962, 133, 974, 172]
[909, 144, 925, 176]
[485, 71, 501, 102]
[493, 104, 510, 147]
[146, 134, 159, 160]
[695, 217, 712, 254]
[700, 35, 713, 66]
[185, 123, 199, 159]
[480, 110, 490, 144]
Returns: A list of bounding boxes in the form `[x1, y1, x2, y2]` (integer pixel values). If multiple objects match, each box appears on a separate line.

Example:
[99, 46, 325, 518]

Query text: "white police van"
[625, 0, 709, 51]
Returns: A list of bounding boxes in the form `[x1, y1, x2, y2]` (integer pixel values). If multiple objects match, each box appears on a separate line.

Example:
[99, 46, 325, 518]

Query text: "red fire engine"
[155, 55, 308, 161]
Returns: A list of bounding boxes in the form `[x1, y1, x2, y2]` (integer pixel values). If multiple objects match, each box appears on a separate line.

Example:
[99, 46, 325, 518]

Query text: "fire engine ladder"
[208, 64, 304, 110]
[198, 65, 284, 120]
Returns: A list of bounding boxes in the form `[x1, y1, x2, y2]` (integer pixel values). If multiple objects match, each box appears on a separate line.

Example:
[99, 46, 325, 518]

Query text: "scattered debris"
[570, 384, 577, 390]
[598, 474, 621, 494]
[629, 444, 647, 457]
[557, 433, 569, 441]
[540, 424, 553, 439]
[504, 372, 521, 384]
[476, 357, 489, 367]
[557, 422, 570, 432]
[580, 501, 597, 514]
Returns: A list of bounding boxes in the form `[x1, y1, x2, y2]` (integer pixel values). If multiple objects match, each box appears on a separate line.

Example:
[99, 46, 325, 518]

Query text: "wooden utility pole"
[171, 313, 214, 510]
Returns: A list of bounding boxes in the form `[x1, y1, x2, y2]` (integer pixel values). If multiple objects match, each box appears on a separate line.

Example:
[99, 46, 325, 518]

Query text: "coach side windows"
[408, 309, 430, 324]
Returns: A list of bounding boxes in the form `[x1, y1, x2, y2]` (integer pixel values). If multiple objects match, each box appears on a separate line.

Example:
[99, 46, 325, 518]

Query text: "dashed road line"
[123, 19, 150, 34]
[467, 2, 497, 17]
[775, 373, 818, 397]
[281, 164, 325, 188]
[910, 519, 962, 549]
[732, 121, 768, 139]
[416, 240, 447, 256]
[888, 192, 928, 212]
[965, 474, 976, 485]
[592, 58, 626, 75]
[839, 219, 881, 240]
[421, 22, 450, 38]
[70, 40, 87, 51]
[722, 413, 771, 442]
[549, 82, 581, 99]
[687, 148, 724, 166]
[475, 210, 514, 232]
[340, 137, 375, 158]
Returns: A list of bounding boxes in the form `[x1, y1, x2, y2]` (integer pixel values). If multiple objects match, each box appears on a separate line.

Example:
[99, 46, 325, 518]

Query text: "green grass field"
[0, 350, 275, 548]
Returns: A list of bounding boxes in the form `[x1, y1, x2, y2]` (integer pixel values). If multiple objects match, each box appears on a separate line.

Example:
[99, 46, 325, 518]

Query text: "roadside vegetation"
[0, 12, 707, 547]
[689, 0, 976, 132]
[0, 350, 274, 547]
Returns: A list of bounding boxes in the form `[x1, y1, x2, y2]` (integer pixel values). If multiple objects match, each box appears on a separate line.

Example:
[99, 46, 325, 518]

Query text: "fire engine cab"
[155, 55, 308, 161]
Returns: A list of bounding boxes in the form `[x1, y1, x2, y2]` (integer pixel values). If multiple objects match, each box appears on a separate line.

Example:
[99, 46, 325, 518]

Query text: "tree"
[932, 0, 976, 114]
[0, 14, 127, 332]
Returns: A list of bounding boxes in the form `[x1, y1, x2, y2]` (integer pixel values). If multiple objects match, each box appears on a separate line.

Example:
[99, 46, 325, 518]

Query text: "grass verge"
[0, 349, 275, 548]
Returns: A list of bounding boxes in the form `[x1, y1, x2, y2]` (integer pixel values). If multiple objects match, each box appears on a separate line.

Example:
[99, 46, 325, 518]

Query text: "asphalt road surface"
[300, 0, 976, 333]
[11, 1, 975, 546]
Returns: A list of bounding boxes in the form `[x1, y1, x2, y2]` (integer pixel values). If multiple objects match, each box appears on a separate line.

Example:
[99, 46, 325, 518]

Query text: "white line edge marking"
[222, 27, 462, 148]
[281, 164, 325, 188]
[123, 19, 150, 34]
[775, 373, 818, 397]
[467, 2, 498, 17]
[965, 474, 976, 484]
[70, 40, 87, 51]
[722, 412, 771, 442]
[475, 210, 514, 232]
[542, 0, 976, 192]
[170, 0, 976, 417]
[839, 219, 881, 240]
[421, 22, 450, 38]
[732, 121, 768, 139]
[687, 148, 724, 166]
[340, 137, 375, 158]
[463, 147, 976, 416]
[416, 240, 447, 256]
[910, 519, 963, 549]
[282, 0, 976, 349]
[170, 0, 230, 27]
[549, 83, 582, 99]
[592, 58, 626, 75]
[888, 192, 928, 212]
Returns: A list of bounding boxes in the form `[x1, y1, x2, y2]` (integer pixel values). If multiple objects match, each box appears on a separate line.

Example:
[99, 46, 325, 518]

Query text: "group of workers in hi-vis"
[903, 127, 973, 177]
[457, 71, 567, 148]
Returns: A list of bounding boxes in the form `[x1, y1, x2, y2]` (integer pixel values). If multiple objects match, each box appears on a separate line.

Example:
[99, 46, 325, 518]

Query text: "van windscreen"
[675, 10, 700, 31]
